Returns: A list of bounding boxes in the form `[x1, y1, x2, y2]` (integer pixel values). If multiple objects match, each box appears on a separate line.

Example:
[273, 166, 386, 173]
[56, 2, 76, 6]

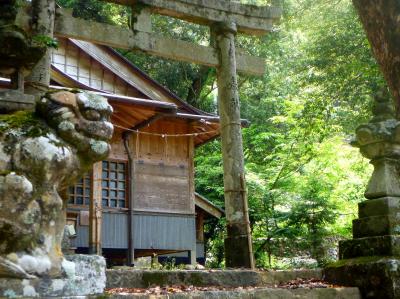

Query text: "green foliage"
[0, 111, 49, 137]
[32, 35, 58, 49]
[57, 0, 129, 25]
[196, 0, 377, 269]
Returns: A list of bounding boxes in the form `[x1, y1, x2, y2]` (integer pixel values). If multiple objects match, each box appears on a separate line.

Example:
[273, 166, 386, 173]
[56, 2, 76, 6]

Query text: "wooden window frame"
[68, 172, 92, 206]
[101, 159, 129, 210]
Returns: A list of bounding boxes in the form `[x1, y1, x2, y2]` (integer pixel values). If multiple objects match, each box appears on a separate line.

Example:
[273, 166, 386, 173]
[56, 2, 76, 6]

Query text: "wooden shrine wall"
[51, 38, 143, 97]
[128, 118, 195, 215]
[109, 131, 128, 161]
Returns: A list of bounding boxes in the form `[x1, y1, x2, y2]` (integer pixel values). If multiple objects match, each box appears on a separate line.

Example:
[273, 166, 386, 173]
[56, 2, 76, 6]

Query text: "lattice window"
[68, 173, 91, 205]
[101, 161, 128, 208]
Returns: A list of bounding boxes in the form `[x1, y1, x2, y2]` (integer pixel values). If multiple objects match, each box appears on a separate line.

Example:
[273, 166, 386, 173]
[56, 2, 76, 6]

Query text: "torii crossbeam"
[109, 0, 281, 35]
[14, 0, 282, 269]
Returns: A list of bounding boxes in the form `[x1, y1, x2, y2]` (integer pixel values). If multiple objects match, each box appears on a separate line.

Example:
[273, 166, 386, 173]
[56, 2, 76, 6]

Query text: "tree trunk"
[186, 66, 211, 108]
[352, 0, 400, 114]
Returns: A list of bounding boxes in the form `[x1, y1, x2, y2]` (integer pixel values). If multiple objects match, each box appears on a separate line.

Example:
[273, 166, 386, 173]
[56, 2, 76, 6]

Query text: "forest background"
[58, 0, 386, 269]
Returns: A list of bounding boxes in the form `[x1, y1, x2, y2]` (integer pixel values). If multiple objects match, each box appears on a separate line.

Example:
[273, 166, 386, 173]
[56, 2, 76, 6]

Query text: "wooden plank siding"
[51, 39, 143, 98]
[70, 117, 196, 253]
[128, 119, 194, 215]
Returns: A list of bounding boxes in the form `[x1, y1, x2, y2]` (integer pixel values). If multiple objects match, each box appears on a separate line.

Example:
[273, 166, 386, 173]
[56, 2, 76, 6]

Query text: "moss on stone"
[326, 256, 389, 268]
[0, 111, 49, 137]
[188, 272, 204, 285]
[0, 170, 11, 176]
[142, 272, 168, 287]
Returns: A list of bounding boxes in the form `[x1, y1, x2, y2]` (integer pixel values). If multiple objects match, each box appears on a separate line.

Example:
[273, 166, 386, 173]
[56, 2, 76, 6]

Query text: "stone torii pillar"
[25, 0, 56, 95]
[212, 21, 254, 268]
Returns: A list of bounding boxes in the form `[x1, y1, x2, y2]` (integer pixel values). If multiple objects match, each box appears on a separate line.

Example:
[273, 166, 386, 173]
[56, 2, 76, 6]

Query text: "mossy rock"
[326, 256, 388, 268]
[0, 111, 49, 137]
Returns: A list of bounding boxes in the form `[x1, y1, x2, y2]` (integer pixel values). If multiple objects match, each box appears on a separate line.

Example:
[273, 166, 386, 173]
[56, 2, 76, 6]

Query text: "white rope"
[114, 124, 219, 138]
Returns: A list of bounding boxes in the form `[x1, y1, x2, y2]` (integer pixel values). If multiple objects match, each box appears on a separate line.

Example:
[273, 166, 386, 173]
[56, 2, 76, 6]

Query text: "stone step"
[339, 235, 400, 259]
[352, 214, 400, 238]
[106, 269, 322, 289]
[108, 287, 361, 299]
[358, 197, 400, 218]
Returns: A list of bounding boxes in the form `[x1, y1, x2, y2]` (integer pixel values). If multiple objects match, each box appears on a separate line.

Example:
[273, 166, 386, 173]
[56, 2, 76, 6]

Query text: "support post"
[187, 124, 197, 266]
[89, 162, 103, 255]
[189, 249, 197, 266]
[25, 0, 56, 95]
[213, 21, 254, 269]
[196, 211, 205, 243]
[123, 134, 135, 266]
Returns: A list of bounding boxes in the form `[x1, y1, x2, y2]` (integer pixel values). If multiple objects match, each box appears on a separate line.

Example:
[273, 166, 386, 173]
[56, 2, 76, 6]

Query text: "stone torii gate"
[15, 0, 282, 268]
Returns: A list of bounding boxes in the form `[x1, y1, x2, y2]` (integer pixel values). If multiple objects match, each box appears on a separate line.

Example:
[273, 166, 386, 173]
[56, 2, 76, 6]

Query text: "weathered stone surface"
[12, 7, 267, 76]
[213, 21, 254, 269]
[325, 257, 400, 299]
[339, 235, 400, 259]
[0, 254, 106, 298]
[106, 269, 322, 289]
[0, 0, 46, 86]
[352, 214, 400, 238]
[325, 92, 400, 298]
[108, 287, 361, 299]
[107, 0, 282, 35]
[351, 91, 400, 199]
[0, 91, 112, 279]
[358, 197, 400, 218]
[0, 90, 35, 113]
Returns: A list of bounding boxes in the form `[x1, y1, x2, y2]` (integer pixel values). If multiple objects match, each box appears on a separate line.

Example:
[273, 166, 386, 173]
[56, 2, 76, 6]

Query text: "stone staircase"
[106, 269, 361, 298]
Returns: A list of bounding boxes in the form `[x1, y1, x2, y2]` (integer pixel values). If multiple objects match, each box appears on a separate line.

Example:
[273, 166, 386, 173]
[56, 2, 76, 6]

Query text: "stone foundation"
[110, 287, 361, 299]
[106, 269, 322, 289]
[325, 257, 400, 299]
[0, 254, 106, 298]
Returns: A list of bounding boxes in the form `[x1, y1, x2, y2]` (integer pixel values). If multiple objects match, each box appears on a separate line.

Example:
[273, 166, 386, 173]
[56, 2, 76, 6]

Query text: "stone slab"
[0, 90, 35, 113]
[339, 235, 400, 259]
[16, 7, 266, 76]
[106, 0, 282, 36]
[324, 257, 400, 299]
[106, 269, 322, 288]
[0, 255, 106, 298]
[108, 287, 361, 299]
[352, 214, 400, 238]
[358, 197, 400, 218]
